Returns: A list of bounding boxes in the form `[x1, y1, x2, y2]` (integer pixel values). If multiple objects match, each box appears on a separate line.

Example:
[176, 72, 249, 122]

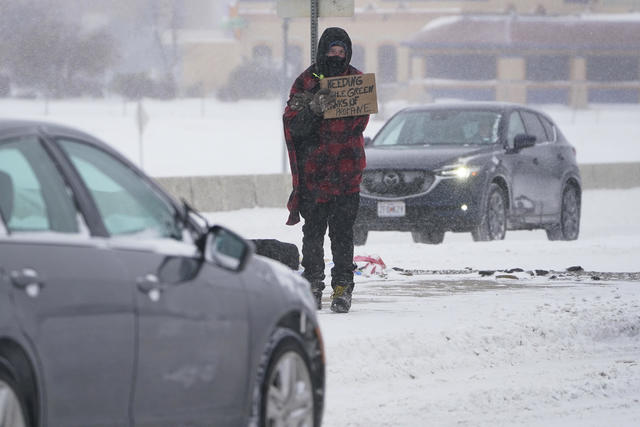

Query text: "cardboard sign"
[320, 73, 378, 119]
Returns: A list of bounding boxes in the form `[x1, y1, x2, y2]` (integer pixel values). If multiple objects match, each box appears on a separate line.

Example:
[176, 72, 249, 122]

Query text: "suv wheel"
[411, 229, 444, 244]
[472, 183, 507, 242]
[546, 185, 580, 241]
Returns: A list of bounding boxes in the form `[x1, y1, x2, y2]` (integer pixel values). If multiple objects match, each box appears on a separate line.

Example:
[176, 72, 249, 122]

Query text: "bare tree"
[149, 0, 182, 98]
[0, 0, 117, 97]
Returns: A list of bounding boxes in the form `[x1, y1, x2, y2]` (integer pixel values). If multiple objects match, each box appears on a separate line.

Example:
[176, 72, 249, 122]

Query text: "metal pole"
[310, 0, 318, 64]
[139, 133, 144, 170]
[282, 18, 290, 174]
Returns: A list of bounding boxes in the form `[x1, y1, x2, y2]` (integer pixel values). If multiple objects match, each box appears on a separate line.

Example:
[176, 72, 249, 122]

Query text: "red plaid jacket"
[283, 64, 369, 225]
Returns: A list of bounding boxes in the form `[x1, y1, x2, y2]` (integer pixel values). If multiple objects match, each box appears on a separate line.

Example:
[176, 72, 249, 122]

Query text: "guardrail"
[155, 163, 640, 212]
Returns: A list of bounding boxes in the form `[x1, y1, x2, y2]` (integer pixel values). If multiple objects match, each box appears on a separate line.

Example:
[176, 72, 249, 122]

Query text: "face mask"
[325, 56, 346, 77]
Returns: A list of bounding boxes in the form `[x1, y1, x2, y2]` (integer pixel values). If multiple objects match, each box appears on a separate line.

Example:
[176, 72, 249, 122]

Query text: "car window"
[521, 111, 548, 144]
[373, 110, 501, 146]
[506, 111, 526, 149]
[0, 135, 80, 233]
[539, 115, 557, 142]
[373, 113, 410, 146]
[57, 138, 182, 240]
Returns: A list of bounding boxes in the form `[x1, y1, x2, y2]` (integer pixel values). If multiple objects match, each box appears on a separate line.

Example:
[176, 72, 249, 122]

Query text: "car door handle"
[532, 158, 539, 165]
[10, 268, 45, 297]
[136, 273, 163, 302]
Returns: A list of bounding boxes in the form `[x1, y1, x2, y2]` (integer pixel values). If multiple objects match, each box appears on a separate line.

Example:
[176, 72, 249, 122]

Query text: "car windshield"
[372, 109, 502, 147]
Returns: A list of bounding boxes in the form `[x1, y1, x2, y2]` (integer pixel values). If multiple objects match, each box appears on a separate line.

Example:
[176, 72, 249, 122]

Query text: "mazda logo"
[383, 172, 400, 186]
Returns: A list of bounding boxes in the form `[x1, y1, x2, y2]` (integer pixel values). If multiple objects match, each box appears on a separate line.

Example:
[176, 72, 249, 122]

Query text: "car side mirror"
[513, 133, 536, 150]
[364, 136, 372, 146]
[204, 225, 254, 272]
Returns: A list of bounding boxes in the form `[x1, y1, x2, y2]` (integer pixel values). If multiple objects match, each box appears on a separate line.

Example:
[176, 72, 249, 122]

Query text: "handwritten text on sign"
[320, 73, 378, 119]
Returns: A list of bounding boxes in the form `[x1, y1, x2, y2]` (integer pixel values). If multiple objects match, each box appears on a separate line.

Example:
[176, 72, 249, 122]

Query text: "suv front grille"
[361, 170, 434, 198]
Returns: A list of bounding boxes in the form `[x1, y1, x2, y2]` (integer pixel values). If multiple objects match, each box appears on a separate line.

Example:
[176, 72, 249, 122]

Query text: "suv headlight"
[436, 165, 482, 180]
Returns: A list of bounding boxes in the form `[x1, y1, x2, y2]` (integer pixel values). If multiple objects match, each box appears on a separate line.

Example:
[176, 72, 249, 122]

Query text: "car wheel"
[411, 229, 444, 244]
[0, 365, 28, 427]
[250, 328, 318, 427]
[353, 227, 368, 246]
[472, 183, 507, 242]
[546, 185, 580, 241]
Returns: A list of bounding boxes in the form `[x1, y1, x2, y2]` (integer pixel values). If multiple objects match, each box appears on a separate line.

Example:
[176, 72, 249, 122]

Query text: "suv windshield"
[373, 110, 502, 147]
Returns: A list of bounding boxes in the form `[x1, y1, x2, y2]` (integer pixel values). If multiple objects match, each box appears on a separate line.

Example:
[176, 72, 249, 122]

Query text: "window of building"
[588, 88, 640, 104]
[426, 54, 496, 80]
[377, 45, 397, 83]
[526, 88, 569, 105]
[526, 55, 570, 81]
[428, 87, 496, 102]
[587, 56, 639, 82]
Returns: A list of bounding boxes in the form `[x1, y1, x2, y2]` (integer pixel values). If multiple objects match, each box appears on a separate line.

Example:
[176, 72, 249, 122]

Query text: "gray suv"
[0, 120, 324, 427]
[356, 102, 581, 245]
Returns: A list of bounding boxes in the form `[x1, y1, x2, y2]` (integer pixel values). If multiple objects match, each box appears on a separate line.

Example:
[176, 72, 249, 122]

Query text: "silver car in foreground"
[0, 119, 324, 427]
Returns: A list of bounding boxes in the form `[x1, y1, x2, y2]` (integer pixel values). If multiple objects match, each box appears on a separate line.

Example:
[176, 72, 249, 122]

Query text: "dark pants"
[299, 193, 359, 289]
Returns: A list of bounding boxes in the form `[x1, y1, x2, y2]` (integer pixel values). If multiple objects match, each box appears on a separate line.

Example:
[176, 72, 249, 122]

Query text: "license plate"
[377, 201, 405, 217]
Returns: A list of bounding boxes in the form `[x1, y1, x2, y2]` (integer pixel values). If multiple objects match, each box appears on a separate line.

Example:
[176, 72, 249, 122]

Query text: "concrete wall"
[579, 163, 640, 190]
[156, 173, 291, 212]
[155, 163, 640, 212]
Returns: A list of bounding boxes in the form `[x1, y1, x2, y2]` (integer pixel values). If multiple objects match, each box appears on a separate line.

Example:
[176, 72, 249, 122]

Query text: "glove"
[309, 88, 337, 116]
[288, 92, 313, 111]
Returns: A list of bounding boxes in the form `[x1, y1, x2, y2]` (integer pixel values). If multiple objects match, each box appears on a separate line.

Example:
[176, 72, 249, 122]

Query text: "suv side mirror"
[513, 133, 536, 150]
[364, 136, 372, 146]
[204, 225, 254, 272]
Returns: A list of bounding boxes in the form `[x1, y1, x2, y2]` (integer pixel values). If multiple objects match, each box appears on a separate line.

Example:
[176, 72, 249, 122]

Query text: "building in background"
[20, 0, 640, 106]
[172, 0, 640, 107]
[404, 14, 640, 107]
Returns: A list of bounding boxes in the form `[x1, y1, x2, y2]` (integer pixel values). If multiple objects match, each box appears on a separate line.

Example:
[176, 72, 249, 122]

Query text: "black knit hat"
[329, 40, 347, 51]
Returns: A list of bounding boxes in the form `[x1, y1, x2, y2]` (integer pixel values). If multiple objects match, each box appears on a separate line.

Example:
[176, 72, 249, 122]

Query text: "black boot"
[330, 283, 353, 313]
[310, 282, 324, 310]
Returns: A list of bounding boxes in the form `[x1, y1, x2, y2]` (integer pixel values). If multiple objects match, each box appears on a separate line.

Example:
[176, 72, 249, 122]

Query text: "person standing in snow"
[283, 27, 369, 313]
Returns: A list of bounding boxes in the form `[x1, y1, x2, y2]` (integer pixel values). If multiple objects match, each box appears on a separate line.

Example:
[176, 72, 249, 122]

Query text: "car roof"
[0, 118, 105, 145]
[400, 101, 531, 113]
[398, 101, 556, 122]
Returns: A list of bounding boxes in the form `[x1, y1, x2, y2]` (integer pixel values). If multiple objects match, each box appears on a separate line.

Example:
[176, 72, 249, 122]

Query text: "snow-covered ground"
[209, 189, 640, 273]
[1, 98, 640, 177]
[210, 188, 640, 426]
[3, 98, 640, 425]
[318, 277, 640, 426]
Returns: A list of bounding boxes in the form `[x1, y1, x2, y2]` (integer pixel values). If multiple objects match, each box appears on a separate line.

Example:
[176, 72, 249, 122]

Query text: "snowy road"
[209, 188, 640, 426]
[319, 273, 640, 426]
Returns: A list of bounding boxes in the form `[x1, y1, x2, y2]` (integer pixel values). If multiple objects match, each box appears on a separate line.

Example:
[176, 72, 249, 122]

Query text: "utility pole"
[310, 0, 319, 64]
[281, 17, 290, 173]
